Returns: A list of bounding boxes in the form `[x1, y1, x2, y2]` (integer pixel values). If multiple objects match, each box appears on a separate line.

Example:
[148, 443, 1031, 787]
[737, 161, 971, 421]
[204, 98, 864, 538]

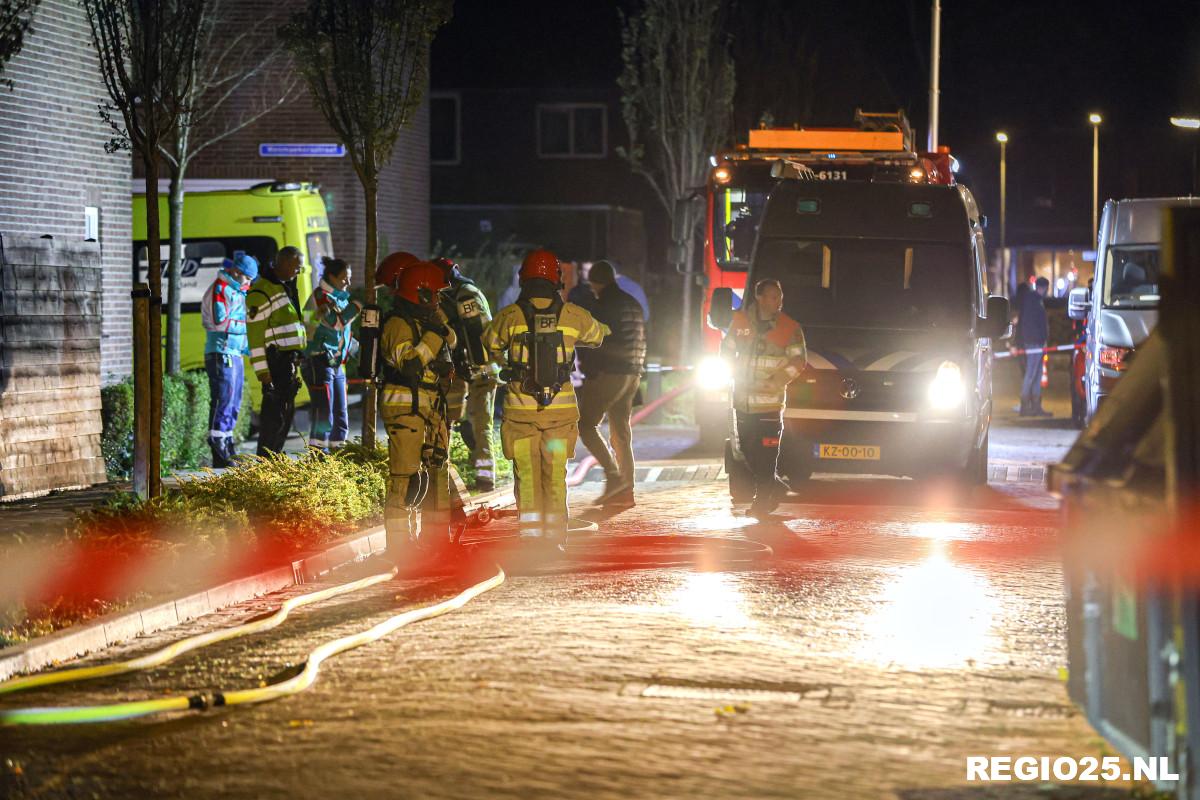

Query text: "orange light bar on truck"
[748, 128, 907, 152]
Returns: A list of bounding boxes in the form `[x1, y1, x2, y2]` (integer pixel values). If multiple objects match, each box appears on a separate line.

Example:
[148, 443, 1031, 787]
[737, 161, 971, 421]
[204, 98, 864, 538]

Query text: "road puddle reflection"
[678, 510, 757, 532]
[858, 541, 998, 669]
[664, 572, 752, 629]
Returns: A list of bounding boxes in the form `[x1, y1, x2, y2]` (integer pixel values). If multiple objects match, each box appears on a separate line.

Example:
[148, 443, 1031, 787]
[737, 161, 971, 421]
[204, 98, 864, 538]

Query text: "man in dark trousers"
[1018, 276, 1052, 417]
[577, 260, 646, 507]
[247, 246, 307, 454]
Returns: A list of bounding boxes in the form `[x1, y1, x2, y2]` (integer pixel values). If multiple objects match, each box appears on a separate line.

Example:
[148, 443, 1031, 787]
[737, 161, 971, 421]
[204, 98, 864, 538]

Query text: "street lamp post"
[1170, 116, 1200, 195]
[927, 0, 941, 151]
[1089, 113, 1102, 246]
[996, 132, 1008, 291]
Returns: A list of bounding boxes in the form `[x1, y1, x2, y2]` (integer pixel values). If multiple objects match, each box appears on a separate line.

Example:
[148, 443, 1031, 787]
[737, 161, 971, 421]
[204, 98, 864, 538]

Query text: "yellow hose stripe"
[0, 567, 505, 726]
[220, 567, 505, 707]
[0, 571, 396, 696]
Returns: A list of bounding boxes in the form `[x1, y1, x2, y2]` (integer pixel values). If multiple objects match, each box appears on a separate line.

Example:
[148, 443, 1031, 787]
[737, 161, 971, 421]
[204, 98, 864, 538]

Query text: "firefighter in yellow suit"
[482, 249, 608, 544]
[378, 260, 459, 560]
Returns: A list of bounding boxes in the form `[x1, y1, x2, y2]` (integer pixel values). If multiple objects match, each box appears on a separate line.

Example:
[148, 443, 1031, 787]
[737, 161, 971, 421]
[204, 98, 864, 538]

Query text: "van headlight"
[927, 360, 965, 410]
[696, 356, 733, 390]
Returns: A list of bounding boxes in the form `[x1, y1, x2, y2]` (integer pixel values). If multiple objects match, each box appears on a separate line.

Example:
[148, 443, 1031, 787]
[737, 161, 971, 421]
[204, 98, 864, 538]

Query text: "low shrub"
[74, 450, 388, 558]
[174, 450, 386, 550]
[100, 369, 254, 479]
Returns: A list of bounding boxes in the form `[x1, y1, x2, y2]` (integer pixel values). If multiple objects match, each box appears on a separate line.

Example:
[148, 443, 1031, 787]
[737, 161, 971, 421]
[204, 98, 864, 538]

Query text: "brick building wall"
[180, 0, 430, 280]
[0, 0, 133, 385]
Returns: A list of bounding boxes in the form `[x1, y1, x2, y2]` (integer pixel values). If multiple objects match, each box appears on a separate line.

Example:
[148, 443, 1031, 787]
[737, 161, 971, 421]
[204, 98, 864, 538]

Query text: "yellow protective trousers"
[500, 415, 577, 539]
[382, 399, 464, 555]
[446, 375, 497, 485]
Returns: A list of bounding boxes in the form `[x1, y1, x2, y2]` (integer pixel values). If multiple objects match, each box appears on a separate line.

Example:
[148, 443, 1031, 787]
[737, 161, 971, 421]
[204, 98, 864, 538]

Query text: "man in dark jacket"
[577, 260, 647, 506]
[1018, 276, 1051, 417]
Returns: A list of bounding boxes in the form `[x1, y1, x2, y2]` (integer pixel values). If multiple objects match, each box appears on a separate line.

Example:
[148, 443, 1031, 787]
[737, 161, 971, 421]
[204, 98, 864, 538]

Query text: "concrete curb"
[0, 482, 527, 682]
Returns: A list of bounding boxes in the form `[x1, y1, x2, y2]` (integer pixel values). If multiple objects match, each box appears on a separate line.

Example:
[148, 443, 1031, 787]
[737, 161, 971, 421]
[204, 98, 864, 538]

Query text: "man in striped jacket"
[720, 278, 807, 515]
[247, 246, 307, 455]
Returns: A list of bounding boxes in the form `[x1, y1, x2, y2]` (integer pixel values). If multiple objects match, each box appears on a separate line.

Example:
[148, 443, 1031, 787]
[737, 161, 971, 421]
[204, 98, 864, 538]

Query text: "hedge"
[100, 370, 253, 479]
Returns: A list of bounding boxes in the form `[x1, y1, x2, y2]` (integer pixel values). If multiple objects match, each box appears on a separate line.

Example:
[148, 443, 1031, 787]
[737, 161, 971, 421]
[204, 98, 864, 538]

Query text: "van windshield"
[1103, 245, 1159, 309]
[753, 237, 973, 330]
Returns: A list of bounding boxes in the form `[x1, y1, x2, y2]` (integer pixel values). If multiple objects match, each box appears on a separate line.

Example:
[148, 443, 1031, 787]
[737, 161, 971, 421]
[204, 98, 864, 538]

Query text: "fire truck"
[693, 110, 958, 443]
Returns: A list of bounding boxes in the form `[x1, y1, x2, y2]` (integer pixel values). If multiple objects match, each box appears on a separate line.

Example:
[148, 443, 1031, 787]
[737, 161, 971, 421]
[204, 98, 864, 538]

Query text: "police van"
[709, 178, 1009, 492]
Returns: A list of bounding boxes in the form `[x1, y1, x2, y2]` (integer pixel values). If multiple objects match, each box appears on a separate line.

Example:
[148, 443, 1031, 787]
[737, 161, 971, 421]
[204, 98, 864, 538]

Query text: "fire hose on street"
[0, 566, 505, 726]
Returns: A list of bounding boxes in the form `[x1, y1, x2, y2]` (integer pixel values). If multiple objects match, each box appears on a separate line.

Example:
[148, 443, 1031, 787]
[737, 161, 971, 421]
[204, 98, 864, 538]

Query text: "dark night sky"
[433, 0, 1200, 244]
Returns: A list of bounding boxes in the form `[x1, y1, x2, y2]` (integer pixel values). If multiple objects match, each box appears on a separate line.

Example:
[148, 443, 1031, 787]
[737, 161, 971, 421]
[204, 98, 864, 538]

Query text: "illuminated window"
[537, 104, 607, 158]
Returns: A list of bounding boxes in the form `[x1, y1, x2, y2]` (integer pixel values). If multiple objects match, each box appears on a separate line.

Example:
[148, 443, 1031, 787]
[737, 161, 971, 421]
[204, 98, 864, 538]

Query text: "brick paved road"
[1, 465, 1146, 800]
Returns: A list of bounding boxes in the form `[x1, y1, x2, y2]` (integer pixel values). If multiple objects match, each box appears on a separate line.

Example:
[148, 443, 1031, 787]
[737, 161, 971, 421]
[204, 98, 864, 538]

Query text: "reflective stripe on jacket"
[380, 313, 450, 415]
[720, 306, 807, 413]
[203, 271, 249, 356]
[482, 298, 608, 422]
[246, 276, 305, 380]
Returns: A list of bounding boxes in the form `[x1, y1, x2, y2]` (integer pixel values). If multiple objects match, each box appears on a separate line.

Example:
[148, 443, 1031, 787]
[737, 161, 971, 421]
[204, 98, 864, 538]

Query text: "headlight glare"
[927, 360, 965, 410]
[696, 356, 733, 390]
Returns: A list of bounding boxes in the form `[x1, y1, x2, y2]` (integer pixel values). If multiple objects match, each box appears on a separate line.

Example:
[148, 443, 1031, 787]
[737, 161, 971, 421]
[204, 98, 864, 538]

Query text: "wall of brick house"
[0, 0, 132, 386]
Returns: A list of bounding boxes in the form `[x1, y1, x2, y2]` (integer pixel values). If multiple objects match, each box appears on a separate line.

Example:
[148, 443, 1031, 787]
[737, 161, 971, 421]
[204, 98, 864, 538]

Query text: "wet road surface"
[2, 416, 1137, 799]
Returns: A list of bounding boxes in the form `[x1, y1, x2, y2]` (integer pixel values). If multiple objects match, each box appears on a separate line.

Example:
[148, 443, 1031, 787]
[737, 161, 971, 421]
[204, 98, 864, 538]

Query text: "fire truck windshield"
[754, 237, 973, 331]
[710, 167, 775, 272]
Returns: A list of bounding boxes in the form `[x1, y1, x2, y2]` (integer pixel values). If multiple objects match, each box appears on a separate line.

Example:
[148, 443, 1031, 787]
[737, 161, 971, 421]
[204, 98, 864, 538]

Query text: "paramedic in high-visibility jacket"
[720, 278, 807, 516]
[247, 246, 307, 455]
[201, 252, 257, 467]
[482, 249, 609, 544]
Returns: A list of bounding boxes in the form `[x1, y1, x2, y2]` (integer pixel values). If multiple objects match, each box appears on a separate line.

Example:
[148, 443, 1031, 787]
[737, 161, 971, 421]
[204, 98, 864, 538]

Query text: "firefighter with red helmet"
[481, 249, 608, 545]
[432, 257, 499, 492]
[379, 260, 461, 561]
[376, 251, 420, 296]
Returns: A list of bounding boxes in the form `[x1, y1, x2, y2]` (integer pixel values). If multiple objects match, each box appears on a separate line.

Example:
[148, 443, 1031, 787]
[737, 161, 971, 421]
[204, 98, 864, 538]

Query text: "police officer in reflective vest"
[721, 278, 807, 515]
[247, 246, 307, 455]
[379, 261, 462, 560]
[202, 252, 257, 467]
[482, 249, 608, 543]
[432, 257, 499, 492]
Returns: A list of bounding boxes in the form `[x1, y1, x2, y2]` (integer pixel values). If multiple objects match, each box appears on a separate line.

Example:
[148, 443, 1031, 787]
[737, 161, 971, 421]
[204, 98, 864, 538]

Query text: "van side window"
[133, 236, 278, 310]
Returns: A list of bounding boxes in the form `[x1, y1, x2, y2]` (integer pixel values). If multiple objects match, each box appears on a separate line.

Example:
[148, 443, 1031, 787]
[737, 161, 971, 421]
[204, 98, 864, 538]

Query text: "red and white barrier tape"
[993, 343, 1083, 360]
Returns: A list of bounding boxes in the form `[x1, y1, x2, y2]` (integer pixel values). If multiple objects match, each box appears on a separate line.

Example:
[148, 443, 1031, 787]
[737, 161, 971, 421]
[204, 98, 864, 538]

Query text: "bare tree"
[83, 0, 205, 497]
[0, 0, 39, 88]
[282, 0, 452, 449]
[159, 0, 303, 375]
[617, 0, 735, 361]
